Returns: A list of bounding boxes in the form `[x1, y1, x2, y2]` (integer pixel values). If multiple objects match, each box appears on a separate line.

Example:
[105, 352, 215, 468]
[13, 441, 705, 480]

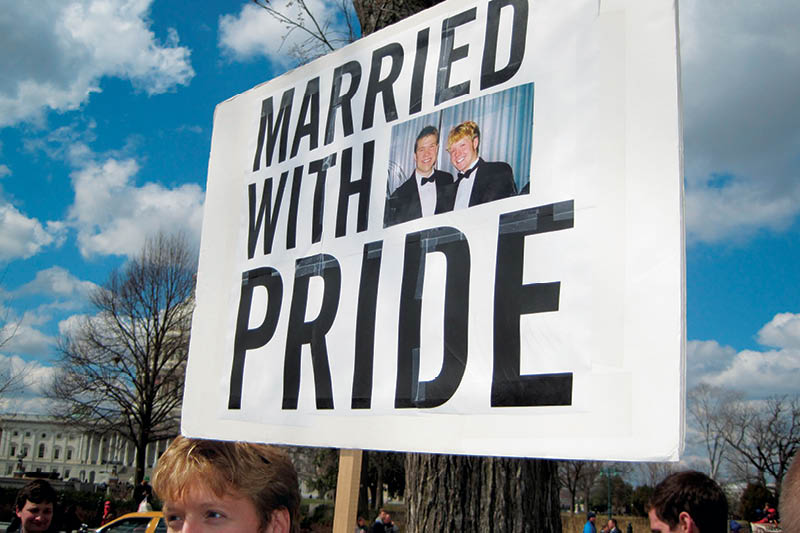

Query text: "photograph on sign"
[385, 84, 533, 227]
[182, 0, 684, 462]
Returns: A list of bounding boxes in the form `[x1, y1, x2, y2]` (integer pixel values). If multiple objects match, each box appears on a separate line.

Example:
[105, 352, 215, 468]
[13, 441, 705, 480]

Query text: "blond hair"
[446, 120, 480, 150]
[153, 436, 299, 533]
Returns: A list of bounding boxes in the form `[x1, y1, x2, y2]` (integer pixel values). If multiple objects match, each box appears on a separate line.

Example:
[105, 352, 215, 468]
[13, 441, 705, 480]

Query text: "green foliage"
[299, 502, 334, 529]
[630, 485, 654, 517]
[307, 448, 339, 499]
[589, 475, 633, 514]
[367, 451, 405, 500]
[739, 483, 775, 521]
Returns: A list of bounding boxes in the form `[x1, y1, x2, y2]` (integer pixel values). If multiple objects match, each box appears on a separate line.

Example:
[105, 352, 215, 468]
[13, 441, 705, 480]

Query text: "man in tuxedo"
[384, 125, 454, 227]
[446, 120, 517, 209]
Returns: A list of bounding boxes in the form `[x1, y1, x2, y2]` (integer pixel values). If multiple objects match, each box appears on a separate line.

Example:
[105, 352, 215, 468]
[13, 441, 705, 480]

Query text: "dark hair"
[15, 479, 57, 510]
[415, 126, 439, 151]
[649, 471, 728, 533]
[609, 518, 617, 526]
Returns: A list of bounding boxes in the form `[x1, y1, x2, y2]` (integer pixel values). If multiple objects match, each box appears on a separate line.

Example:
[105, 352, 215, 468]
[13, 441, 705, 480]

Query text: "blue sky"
[0, 0, 799, 419]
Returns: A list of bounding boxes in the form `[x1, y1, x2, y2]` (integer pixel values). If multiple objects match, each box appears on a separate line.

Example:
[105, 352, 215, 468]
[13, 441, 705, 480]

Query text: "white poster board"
[182, 0, 685, 461]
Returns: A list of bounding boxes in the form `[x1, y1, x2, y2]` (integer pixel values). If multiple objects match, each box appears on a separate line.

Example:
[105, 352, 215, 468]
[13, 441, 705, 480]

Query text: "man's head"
[357, 516, 366, 526]
[414, 126, 440, 176]
[587, 511, 596, 523]
[648, 471, 727, 533]
[447, 121, 480, 172]
[382, 513, 392, 525]
[608, 518, 617, 529]
[15, 479, 56, 533]
[153, 436, 300, 533]
[780, 453, 800, 533]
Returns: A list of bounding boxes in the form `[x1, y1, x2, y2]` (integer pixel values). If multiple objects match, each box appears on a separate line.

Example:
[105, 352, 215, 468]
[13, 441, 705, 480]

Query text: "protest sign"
[182, 0, 684, 461]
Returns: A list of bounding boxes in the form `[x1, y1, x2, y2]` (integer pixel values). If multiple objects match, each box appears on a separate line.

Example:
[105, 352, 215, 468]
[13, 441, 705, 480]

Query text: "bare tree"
[252, 0, 358, 63]
[48, 233, 195, 484]
[0, 271, 21, 350]
[0, 275, 29, 400]
[559, 460, 604, 514]
[687, 383, 739, 481]
[637, 461, 682, 488]
[720, 394, 800, 495]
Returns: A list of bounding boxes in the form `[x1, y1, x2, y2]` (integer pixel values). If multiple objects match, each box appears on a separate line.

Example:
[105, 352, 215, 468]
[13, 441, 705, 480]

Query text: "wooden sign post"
[332, 448, 363, 533]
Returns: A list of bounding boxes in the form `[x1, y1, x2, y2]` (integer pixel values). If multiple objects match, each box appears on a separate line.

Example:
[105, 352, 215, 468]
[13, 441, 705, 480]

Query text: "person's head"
[778, 453, 800, 533]
[153, 436, 300, 533]
[608, 518, 617, 529]
[357, 516, 366, 526]
[447, 121, 480, 172]
[414, 126, 440, 176]
[780, 454, 800, 533]
[382, 513, 392, 525]
[587, 511, 596, 523]
[15, 479, 56, 533]
[648, 471, 728, 533]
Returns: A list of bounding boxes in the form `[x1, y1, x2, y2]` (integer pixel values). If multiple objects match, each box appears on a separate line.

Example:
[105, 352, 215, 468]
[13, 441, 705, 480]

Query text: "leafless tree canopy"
[49, 233, 195, 484]
[720, 394, 800, 495]
[558, 460, 605, 514]
[252, 0, 358, 63]
[688, 383, 799, 495]
[252, 0, 447, 63]
[687, 383, 739, 481]
[0, 273, 28, 401]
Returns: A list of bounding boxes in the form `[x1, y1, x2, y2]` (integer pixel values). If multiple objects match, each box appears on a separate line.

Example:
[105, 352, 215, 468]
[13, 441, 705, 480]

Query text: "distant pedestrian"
[355, 516, 369, 533]
[584, 511, 597, 533]
[605, 518, 622, 533]
[100, 501, 114, 526]
[133, 477, 153, 508]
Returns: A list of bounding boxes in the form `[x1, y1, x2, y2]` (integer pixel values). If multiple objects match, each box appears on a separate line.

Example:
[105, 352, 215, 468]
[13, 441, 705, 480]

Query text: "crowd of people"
[4, 437, 798, 533]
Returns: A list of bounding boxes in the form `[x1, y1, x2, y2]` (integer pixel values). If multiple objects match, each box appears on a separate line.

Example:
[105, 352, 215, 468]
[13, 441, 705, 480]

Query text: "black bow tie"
[421, 175, 436, 185]
[456, 165, 477, 181]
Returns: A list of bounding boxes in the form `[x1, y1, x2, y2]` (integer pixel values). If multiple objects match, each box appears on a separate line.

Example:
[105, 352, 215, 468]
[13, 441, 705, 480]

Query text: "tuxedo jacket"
[466, 158, 517, 207]
[384, 169, 454, 227]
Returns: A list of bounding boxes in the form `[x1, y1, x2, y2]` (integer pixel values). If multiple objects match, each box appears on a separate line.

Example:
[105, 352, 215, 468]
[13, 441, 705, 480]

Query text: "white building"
[0, 414, 172, 484]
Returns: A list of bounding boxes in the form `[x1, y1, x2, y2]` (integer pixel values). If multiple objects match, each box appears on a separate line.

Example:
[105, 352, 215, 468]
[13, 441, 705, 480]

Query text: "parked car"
[95, 511, 165, 532]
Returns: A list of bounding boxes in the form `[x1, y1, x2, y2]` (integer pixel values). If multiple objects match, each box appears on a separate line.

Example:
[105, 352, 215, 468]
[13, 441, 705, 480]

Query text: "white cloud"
[756, 312, 800, 351]
[0, 354, 58, 415]
[689, 313, 800, 396]
[58, 314, 88, 338]
[14, 266, 98, 300]
[219, 1, 352, 66]
[0, 203, 65, 261]
[0, 165, 10, 178]
[681, 0, 800, 244]
[0, 0, 194, 128]
[67, 156, 204, 258]
[0, 323, 56, 357]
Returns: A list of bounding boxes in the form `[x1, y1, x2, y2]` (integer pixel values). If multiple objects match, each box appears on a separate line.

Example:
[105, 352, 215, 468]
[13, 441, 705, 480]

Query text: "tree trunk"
[351, 0, 446, 36]
[359, 451, 370, 514]
[135, 437, 147, 486]
[405, 454, 562, 533]
[376, 459, 385, 509]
